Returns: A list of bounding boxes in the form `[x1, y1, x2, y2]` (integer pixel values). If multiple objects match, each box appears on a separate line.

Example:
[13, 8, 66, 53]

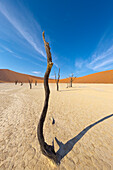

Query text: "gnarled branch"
[37, 31, 59, 164]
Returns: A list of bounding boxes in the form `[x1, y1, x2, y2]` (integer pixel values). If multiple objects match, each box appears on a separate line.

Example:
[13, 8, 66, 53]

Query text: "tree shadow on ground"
[55, 114, 113, 163]
[60, 86, 89, 92]
[60, 89, 81, 92]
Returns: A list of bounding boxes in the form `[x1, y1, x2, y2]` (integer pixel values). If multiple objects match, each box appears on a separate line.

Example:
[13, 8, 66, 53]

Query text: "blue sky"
[0, 0, 113, 78]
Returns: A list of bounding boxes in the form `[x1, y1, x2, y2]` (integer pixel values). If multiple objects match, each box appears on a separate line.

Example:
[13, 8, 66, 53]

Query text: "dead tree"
[70, 74, 76, 87]
[37, 32, 59, 164]
[54, 69, 60, 91]
[66, 77, 69, 88]
[21, 82, 23, 86]
[66, 74, 76, 88]
[57, 68, 60, 91]
[35, 80, 37, 86]
[15, 80, 18, 85]
[29, 80, 32, 89]
[70, 73, 73, 87]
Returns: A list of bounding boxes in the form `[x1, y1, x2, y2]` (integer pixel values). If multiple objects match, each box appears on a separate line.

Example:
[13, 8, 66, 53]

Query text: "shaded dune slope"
[0, 69, 55, 83]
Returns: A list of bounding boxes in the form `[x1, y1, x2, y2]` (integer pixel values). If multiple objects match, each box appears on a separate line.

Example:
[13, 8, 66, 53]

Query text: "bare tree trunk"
[29, 80, 32, 89]
[70, 75, 76, 87]
[15, 80, 18, 85]
[57, 81, 59, 91]
[37, 32, 59, 164]
[21, 82, 23, 86]
[35, 81, 37, 86]
[70, 78, 72, 87]
[56, 68, 60, 91]
[30, 83, 32, 89]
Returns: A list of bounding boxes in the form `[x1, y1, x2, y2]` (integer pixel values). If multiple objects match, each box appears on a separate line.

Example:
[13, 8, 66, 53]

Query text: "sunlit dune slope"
[0, 69, 113, 83]
[60, 70, 113, 83]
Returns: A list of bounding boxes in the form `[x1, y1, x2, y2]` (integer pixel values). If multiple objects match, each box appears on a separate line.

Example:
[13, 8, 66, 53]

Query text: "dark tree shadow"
[55, 114, 113, 163]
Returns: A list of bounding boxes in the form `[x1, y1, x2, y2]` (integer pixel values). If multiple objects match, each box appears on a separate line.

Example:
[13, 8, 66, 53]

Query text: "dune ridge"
[60, 70, 113, 84]
[0, 69, 113, 83]
[0, 69, 54, 83]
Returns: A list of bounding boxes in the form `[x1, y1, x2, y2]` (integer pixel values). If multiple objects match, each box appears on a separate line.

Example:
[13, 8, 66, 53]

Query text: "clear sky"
[0, 0, 113, 78]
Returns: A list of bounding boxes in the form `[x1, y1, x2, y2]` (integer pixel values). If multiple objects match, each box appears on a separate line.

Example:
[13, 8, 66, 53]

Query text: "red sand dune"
[0, 69, 113, 83]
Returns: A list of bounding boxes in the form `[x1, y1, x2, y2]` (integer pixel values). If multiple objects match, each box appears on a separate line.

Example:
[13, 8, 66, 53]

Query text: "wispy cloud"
[87, 25, 113, 71]
[50, 75, 55, 78]
[91, 58, 113, 70]
[32, 71, 43, 76]
[32, 71, 41, 74]
[1, 44, 46, 68]
[75, 59, 87, 69]
[74, 58, 89, 77]
[0, 0, 59, 72]
[1, 45, 22, 59]
[54, 63, 58, 68]
[74, 25, 113, 74]
[0, 0, 46, 58]
[88, 45, 113, 71]
[89, 45, 113, 65]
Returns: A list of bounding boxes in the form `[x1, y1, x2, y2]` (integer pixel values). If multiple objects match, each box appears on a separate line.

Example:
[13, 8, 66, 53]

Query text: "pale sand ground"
[0, 83, 113, 170]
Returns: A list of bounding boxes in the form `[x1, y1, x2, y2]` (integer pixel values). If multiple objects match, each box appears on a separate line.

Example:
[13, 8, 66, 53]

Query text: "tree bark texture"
[37, 32, 59, 164]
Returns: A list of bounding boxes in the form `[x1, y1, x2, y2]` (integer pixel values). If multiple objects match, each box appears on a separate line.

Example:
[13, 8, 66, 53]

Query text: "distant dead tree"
[37, 32, 59, 164]
[70, 73, 74, 87]
[66, 77, 69, 88]
[29, 80, 32, 89]
[15, 80, 18, 85]
[21, 82, 23, 86]
[35, 80, 37, 86]
[69, 73, 76, 87]
[55, 68, 60, 91]
[66, 74, 76, 88]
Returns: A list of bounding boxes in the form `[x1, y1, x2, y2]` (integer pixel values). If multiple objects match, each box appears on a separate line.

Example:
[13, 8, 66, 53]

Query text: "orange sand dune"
[0, 69, 113, 83]
[60, 70, 113, 84]
[0, 69, 55, 83]
[0, 80, 5, 83]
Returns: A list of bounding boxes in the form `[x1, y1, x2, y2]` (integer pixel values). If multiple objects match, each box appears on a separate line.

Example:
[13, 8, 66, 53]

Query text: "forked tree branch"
[37, 31, 59, 164]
